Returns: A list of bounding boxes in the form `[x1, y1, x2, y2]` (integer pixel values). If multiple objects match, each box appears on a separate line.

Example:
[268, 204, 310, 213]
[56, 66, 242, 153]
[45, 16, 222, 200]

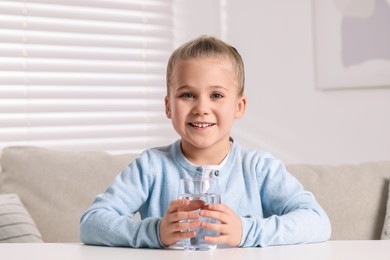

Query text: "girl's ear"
[165, 96, 172, 119]
[235, 95, 247, 119]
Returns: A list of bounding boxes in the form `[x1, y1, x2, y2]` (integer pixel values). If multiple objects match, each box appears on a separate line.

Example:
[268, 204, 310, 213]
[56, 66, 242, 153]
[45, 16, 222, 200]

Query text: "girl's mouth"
[188, 122, 215, 128]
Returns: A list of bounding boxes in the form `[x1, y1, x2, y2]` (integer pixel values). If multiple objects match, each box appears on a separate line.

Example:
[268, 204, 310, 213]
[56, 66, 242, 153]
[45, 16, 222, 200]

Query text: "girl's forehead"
[169, 61, 239, 93]
[171, 57, 236, 78]
[174, 56, 233, 67]
[167, 56, 241, 95]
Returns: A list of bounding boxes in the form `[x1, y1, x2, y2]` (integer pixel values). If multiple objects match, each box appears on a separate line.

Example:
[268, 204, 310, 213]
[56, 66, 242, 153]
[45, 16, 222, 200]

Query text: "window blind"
[0, 0, 177, 153]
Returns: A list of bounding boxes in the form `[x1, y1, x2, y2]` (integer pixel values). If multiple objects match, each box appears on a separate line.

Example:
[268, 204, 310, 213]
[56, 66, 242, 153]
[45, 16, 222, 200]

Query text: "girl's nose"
[192, 97, 210, 115]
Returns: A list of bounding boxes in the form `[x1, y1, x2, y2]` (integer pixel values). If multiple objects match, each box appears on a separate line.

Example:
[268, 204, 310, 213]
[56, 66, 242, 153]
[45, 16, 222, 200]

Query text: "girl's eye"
[211, 93, 223, 99]
[180, 93, 194, 99]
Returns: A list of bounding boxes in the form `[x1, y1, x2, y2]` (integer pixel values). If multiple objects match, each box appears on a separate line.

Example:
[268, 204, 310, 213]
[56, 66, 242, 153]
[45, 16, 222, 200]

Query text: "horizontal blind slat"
[0, 111, 168, 126]
[0, 72, 165, 86]
[0, 15, 173, 37]
[0, 58, 167, 74]
[0, 29, 173, 49]
[0, 124, 175, 141]
[0, 2, 173, 26]
[5, 0, 173, 13]
[0, 101, 165, 113]
[0, 86, 167, 99]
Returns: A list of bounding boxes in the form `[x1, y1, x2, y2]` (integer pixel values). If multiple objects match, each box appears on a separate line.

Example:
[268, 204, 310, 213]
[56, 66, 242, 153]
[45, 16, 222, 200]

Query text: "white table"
[1, 241, 390, 260]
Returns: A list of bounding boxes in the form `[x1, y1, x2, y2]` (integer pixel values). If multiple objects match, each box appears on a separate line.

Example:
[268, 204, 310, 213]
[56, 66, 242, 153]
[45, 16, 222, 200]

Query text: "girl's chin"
[183, 142, 211, 150]
[181, 138, 228, 150]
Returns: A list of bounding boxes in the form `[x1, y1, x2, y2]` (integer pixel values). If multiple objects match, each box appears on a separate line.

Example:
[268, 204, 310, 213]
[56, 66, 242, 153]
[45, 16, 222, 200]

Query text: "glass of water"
[178, 177, 221, 251]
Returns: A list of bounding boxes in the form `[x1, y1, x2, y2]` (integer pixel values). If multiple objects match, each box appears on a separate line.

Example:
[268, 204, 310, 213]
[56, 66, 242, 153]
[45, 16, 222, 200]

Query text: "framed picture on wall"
[313, 0, 390, 90]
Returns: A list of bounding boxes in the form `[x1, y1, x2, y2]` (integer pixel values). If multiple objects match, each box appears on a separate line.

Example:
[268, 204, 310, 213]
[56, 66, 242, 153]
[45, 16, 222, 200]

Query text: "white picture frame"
[313, 0, 390, 90]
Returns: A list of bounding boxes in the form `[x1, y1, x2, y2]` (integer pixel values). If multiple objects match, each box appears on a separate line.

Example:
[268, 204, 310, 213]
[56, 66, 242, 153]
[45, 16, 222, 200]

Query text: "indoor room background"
[0, 0, 389, 165]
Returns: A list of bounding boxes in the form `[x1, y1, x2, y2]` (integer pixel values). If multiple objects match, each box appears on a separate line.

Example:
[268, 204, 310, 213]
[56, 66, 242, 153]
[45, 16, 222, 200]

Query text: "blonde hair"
[166, 35, 245, 96]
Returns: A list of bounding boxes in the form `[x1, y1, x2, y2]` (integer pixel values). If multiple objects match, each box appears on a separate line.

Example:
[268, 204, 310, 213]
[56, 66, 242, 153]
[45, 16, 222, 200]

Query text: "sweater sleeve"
[79, 154, 165, 248]
[239, 155, 331, 247]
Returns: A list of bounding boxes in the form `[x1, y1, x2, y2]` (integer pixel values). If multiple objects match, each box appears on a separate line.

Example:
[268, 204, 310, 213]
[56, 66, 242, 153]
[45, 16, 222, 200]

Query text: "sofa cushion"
[381, 182, 390, 239]
[287, 161, 390, 240]
[0, 193, 43, 243]
[0, 146, 136, 242]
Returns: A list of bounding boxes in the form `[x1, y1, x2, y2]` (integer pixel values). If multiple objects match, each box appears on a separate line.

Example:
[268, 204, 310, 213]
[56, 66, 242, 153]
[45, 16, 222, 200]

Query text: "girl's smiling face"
[165, 57, 246, 163]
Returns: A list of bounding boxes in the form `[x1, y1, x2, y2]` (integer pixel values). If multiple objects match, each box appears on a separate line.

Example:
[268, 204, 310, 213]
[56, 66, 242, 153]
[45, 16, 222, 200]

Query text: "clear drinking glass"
[178, 177, 221, 251]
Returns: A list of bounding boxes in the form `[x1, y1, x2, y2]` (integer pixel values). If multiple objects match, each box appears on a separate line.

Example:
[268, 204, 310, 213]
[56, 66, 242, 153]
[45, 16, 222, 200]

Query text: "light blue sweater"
[80, 139, 331, 248]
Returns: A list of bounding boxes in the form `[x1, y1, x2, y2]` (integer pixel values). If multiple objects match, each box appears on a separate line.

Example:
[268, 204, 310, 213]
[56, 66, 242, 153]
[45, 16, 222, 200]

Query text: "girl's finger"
[178, 200, 205, 212]
[199, 209, 228, 223]
[203, 203, 234, 214]
[173, 230, 197, 240]
[175, 219, 201, 232]
[169, 211, 200, 223]
[199, 221, 226, 233]
[167, 199, 190, 213]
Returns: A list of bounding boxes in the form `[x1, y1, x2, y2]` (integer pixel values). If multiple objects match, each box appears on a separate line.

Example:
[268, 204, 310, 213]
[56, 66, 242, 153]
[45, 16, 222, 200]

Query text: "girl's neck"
[181, 139, 232, 166]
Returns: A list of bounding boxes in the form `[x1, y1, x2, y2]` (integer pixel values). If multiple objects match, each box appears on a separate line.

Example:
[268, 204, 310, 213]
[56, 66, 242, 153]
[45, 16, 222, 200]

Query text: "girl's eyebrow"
[176, 85, 229, 92]
[176, 85, 192, 91]
[211, 85, 230, 92]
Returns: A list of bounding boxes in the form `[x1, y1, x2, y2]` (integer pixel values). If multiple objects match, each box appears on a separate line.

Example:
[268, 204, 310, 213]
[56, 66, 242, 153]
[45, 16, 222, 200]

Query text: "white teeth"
[191, 123, 213, 128]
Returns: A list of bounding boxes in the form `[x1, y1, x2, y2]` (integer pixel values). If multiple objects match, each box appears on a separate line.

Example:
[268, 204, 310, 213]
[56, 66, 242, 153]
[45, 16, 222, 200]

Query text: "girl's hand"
[159, 199, 204, 247]
[199, 203, 242, 247]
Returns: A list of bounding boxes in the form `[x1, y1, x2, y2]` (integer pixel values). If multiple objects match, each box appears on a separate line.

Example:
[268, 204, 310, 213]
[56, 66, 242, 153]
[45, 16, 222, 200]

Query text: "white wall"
[174, 0, 390, 164]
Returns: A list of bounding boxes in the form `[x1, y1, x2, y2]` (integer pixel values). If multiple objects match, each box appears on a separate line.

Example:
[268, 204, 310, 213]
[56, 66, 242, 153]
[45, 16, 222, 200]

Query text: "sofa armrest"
[0, 146, 137, 242]
[287, 161, 390, 240]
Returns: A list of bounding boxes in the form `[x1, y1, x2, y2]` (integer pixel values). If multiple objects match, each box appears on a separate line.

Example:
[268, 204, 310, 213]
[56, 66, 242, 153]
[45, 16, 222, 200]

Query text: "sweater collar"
[171, 137, 238, 177]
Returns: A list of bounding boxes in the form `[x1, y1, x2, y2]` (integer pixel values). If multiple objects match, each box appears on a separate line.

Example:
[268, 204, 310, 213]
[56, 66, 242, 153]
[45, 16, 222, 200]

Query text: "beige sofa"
[0, 146, 390, 243]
